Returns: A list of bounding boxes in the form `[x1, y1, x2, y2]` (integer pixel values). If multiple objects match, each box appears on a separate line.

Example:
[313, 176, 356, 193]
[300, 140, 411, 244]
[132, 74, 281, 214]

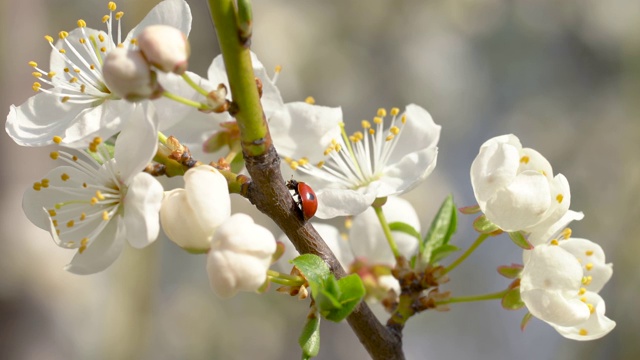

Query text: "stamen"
[556, 194, 564, 203]
[115, 11, 124, 20]
[78, 238, 89, 254]
[585, 263, 594, 271]
[77, 19, 87, 28]
[578, 287, 586, 295]
[58, 31, 69, 40]
[390, 107, 400, 116]
[377, 108, 387, 117]
[45, 35, 54, 43]
[108, 2, 117, 11]
[102, 15, 110, 23]
[29, 61, 38, 67]
[561, 228, 572, 239]
[61, 173, 70, 181]
[579, 329, 588, 336]
[520, 156, 530, 164]
[585, 250, 594, 256]
[102, 211, 109, 220]
[48, 209, 57, 217]
[50, 151, 60, 160]
[582, 276, 593, 286]
[305, 96, 315, 105]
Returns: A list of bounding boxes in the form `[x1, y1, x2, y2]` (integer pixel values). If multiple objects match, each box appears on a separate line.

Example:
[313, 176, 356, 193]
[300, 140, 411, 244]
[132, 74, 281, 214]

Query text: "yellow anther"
[77, 19, 87, 27]
[283, 157, 292, 164]
[80, 84, 86, 93]
[108, 1, 117, 11]
[64, 67, 70, 73]
[373, 116, 383, 124]
[41, 178, 50, 187]
[582, 276, 593, 286]
[587, 303, 595, 314]
[52, 220, 58, 227]
[50, 151, 59, 160]
[80, 213, 86, 221]
[98, 34, 105, 42]
[79, 238, 89, 254]
[305, 96, 315, 105]
[401, 114, 407, 124]
[349, 135, 357, 142]
[585, 250, 594, 256]
[116, 43, 124, 48]
[100, 46, 107, 53]
[59, 49, 66, 54]
[115, 11, 124, 20]
[385, 134, 395, 142]
[550, 239, 559, 245]
[369, 128, 375, 135]
[275, 65, 282, 73]
[580, 296, 587, 303]
[48, 71, 56, 78]
[82, 182, 87, 188]
[74, 68, 81, 73]
[323, 148, 332, 156]
[93, 137, 103, 145]
[45, 35, 54, 43]
[102, 211, 109, 221]
[48, 209, 57, 217]
[585, 263, 594, 271]
[344, 217, 353, 230]
[316, 160, 325, 168]
[59, 31, 69, 39]
[579, 329, 588, 336]
[56, 229, 61, 236]
[578, 287, 586, 295]
[91, 197, 98, 205]
[129, 38, 137, 45]
[390, 107, 400, 116]
[89, 144, 97, 153]
[32, 82, 42, 92]
[361, 120, 371, 129]
[95, 191, 105, 200]
[90, 64, 96, 70]
[390, 126, 400, 135]
[33, 182, 42, 191]
[80, 38, 87, 45]
[102, 15, 110, 23]
[32, 72, 42, 78]
[61, 173, 70, 181]
[289, 161, 299, 170]
[556, 194, 564, 203]
[520, 156, 530, 164]
[377, 108, 387, 117]
[335, 144, 342, 152]
[66, 220, 75, 228]
[541, 170, 548, 177]
[298, 158, 309, 166]
[561, 228, 572, 239]
[29, 61, 38, 67]
[61, 96, 70, 103]
[73, 156, 79, 162]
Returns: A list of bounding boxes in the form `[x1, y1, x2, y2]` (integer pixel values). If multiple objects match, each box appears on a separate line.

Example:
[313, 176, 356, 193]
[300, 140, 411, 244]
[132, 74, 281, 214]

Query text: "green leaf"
[501, 287, 525, 310]
[520, 312, 533, 331]
[324, 274, 365, 322]
[389, 222, 422, 244]
[429, 244, 460, 264]
[508, 231, 533, 250]
[299, 312, 321, 359]
[497, 264, 524, 279]
[291, 254, 331, 285]
[458, 204, 481, 214]
[229, 152, 246, 174]
[472, 215, 501, 234]
[420, 195, 457, 265]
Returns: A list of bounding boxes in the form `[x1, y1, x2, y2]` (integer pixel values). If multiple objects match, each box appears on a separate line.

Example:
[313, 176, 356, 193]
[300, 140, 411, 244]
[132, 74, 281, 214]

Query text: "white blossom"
[470, 134, 570, 232]
[138, 25, 190, 74]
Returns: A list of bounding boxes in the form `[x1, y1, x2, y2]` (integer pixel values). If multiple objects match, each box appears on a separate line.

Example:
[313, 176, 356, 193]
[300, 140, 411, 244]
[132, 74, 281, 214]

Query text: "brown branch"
[244, 145, 405, 360]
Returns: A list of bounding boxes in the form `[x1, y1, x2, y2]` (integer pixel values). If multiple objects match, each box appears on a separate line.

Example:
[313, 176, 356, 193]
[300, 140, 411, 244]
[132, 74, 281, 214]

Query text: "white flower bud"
[102, 48, 159, 101]
[160, 165, 231, 252]
[138, 25, 190, 74]
[206, 213, 277, 298]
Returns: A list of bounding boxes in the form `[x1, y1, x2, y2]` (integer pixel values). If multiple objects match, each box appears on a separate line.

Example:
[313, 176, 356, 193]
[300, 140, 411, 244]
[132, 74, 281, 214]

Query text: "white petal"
[558, 238, 613, 293]
[387, 104, 441, 164]
[551, 292, 616, 341]
[61, 99, 133, 146]
[527, 210, 584, 246]
[350, 196, 420, 265]
[521, 288, 591, 327]
[123, 173, 163, 249]
[160, 189, 214, 250]
[211, 213, 276, 255]
[64, 216, 126, 274]
[484, 171, 551, 231]
[271, 102, 342, 162]
[314, 185, 378, 219]
[470, 135, 522, 209]
[206, 250, 269, 298]
[6, 94, 90, 147]
[184, 166, 231, 233]
[378, 146, 438, 197]
[124, 0, 192, 44]
[114, 103, 158, 182]
[525, 174, 571, 232]
[519, 147, 553, 181]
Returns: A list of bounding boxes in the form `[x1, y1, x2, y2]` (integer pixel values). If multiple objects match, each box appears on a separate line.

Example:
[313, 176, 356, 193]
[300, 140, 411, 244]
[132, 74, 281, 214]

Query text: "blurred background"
[1, 0, 638, 359]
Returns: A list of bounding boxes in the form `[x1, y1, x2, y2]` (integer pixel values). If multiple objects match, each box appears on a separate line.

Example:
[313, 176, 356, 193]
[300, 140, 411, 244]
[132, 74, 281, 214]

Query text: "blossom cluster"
[6, 0, 615, 347]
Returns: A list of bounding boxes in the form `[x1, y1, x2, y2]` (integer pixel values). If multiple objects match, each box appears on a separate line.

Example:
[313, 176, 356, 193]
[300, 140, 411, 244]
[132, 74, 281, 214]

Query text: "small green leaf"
[389, 222, 422, 244]
[429, 244, 460, 264]
[291, 254, 331, 285]
[324, 274, 365, 322]
[497, 264, 524, 279]
[420, 195, 457, 265]
[508, 231, 533, 250]
[520, 312, 533, 331]
[299, 312, 321, 359]
[229, 152, 246, 174]
[501, 287, 525, 310]
[472, 215, 501, 234]
[458, 204, 481, 214]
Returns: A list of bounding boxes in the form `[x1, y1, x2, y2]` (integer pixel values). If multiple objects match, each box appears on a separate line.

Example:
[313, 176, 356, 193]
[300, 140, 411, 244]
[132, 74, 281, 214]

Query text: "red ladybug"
[287, 179, 318, 222]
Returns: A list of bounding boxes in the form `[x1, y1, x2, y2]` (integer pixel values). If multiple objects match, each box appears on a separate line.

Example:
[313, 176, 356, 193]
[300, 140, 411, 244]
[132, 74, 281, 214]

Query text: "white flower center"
[286, 107, 407, 189]
[33, 136, 123, 253]
[28, 2, 134, 105]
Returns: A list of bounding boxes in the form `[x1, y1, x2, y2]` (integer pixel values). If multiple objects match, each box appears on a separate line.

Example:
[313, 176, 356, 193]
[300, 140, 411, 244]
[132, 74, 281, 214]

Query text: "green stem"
[158, 131, 168, 146]
[162, 91, 210, 110]
[267, 269, 306, 287]
[373, 205, 401, 259]
[181, 72, 210, 96]
[435, 289, 509, 306]
[443, 233, 490, 275]
[208, 0, 269, 156]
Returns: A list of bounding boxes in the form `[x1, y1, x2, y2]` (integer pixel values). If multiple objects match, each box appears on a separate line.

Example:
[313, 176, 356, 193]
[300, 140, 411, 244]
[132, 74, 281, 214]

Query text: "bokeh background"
[1, 0, 638, 359]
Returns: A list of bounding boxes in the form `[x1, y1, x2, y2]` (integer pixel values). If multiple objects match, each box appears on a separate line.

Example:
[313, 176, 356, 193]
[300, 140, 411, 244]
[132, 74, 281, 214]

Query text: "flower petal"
[387, 104, 441, 164]
[114, 103, 158, 182]
[551, 292, 616, 341]
[123, 173, 163, 249]
[64, 216, 126, 274]
[378, 146, 438, 197]
[124, 0, 192, 44]
[521, 288, 591, 327]
[558, 238, 613, 293]
[527, 210, 584, 247]
[314, 185, 378, 219]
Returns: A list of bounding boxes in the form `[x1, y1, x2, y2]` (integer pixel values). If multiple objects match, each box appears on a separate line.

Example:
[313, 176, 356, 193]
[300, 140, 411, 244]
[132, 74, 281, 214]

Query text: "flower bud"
[102, 48, 159, 101]
[160, 165, 230, 252]
[138, 25, 190, 74]
[206, 213, 277, 298]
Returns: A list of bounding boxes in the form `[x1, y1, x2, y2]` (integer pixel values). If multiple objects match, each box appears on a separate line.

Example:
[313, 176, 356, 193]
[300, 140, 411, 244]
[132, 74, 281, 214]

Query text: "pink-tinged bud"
[138, 25, 190, 74]
[102, 48, 158, 101]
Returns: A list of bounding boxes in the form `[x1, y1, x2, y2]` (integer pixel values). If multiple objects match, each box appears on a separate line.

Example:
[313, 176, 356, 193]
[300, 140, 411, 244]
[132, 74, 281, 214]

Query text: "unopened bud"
[102, 48, 158, 101]
[138, 25, 190, 74]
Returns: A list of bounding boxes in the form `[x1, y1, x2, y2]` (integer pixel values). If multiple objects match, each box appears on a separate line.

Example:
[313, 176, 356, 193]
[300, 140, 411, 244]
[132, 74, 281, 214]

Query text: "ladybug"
[286, 179, 318, 222]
